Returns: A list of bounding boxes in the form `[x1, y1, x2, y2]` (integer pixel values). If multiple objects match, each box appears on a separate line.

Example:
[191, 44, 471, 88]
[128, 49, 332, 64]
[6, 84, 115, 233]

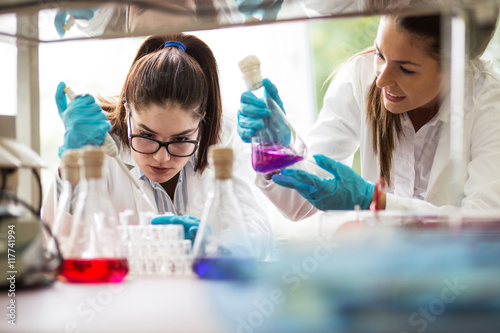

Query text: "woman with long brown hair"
[238, 11, 500, 221]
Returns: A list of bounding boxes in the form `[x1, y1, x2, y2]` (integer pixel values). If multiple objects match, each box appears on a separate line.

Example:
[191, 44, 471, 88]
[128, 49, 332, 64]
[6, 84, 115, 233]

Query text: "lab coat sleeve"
[462, 75, 500, 209]
[256, 54, 372, 221]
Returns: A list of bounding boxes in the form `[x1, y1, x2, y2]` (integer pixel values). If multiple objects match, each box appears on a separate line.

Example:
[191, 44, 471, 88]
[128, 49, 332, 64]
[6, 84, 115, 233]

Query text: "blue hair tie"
[164, 41, 186, 52]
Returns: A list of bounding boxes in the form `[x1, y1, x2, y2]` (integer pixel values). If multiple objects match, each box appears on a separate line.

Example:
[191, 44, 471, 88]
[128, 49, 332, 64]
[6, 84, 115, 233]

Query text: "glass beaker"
[61, 147, 129, 283]
[239, 55, 307, 173]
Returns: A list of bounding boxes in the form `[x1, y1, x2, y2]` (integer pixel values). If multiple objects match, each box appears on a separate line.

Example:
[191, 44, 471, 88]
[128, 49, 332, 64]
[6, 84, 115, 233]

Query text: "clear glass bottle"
[192, 146, 256, 280]
[61, 147, 129, 283]
[50, 149, 80, 256]
[239, 55, 307, 173]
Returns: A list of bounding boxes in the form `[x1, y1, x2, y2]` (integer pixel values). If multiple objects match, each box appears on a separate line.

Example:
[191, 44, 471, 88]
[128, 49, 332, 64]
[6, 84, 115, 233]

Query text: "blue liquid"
[192, 257, 256, 280]
[252, 144, 304, 173]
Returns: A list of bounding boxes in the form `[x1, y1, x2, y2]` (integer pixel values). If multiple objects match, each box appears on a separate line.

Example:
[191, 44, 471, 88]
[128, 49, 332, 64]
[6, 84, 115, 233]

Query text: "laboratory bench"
[2, 213, 500, 333]
[0, 275, 228, 333]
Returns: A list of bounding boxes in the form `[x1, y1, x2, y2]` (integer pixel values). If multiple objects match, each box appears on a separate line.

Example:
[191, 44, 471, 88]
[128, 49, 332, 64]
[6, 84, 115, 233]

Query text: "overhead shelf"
[1, 0, 498, 43]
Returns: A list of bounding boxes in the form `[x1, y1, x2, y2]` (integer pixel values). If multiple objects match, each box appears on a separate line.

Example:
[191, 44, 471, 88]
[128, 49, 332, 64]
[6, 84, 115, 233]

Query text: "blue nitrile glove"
[55, 81, 112, 158]
[151, 215, 200, 242]
[238, 78, 290, 145]
[271, 154, 375, 210]
[236, 0, 283, 20]
[54, 8, 97, 37]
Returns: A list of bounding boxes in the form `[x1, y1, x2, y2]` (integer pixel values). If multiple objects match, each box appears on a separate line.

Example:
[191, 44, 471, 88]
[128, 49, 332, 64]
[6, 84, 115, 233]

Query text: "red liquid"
[252, 144, 304, 173]
[61, 258, 129, 283]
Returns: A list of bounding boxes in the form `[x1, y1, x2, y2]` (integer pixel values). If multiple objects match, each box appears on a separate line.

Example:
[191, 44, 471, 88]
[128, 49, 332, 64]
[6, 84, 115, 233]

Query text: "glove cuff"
[361, 181, 376, 210]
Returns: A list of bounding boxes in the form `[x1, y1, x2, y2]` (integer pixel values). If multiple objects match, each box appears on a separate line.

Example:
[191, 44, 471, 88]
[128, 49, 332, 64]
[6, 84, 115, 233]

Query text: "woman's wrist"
[369, 180, 386, 210]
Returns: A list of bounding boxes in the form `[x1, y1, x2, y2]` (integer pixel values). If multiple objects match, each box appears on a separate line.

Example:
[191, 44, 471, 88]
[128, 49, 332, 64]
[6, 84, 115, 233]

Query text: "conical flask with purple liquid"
[239, 55, 307, 173]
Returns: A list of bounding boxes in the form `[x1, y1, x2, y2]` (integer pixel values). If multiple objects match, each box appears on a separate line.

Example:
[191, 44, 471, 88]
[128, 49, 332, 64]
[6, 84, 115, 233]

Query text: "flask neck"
[83, 176, 107, 195]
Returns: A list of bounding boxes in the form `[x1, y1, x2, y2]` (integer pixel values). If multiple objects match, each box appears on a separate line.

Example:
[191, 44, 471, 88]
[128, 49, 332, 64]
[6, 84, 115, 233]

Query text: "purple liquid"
[252, 144, 304, 173]
[192, 257, 256, 280]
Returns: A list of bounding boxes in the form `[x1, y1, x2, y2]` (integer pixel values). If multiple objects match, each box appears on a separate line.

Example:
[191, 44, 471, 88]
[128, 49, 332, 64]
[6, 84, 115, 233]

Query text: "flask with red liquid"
[192, 146, 256, 280]
[61, 147, 129, 283]
[239, 55, 307, 173]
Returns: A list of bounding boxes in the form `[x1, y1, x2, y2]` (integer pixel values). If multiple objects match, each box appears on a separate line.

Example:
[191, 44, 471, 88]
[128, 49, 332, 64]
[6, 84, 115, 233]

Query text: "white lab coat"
[257, 52, 500, 221]
[42, 116, 273, 259]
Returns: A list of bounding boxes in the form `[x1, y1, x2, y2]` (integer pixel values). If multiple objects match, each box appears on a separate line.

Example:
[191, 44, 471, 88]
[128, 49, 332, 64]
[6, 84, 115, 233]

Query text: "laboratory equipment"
[118, 223, 193, 276]
[239, 55, 307, 173]
[61, 147, 128, 283]
[63, 86, 157, 214]
[0, 138, 60, 289]
[49, 149, 80, 256]
[192, 146, 256, 280]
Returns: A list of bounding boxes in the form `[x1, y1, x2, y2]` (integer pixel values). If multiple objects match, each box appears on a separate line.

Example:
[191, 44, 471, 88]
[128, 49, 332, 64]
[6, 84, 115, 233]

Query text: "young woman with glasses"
[42, 33, 272, 259]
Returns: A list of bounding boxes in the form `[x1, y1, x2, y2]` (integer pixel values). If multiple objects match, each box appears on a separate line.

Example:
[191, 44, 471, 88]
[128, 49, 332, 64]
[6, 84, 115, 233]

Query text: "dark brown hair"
[366, 14, 441, 187]
[101, 33, 222, 173]
[366, 11, 497, 187]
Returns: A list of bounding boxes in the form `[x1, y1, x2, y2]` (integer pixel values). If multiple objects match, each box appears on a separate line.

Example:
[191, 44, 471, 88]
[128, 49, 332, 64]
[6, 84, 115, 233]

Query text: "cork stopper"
[208, 146, 234, 180]
[61, 149, 80, 186]
[238, 55, 263, 91]
[81, 147, 105, 179]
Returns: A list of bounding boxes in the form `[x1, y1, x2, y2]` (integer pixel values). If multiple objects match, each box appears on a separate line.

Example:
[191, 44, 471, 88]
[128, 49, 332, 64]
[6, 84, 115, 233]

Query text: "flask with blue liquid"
[191, 146, 256, 280]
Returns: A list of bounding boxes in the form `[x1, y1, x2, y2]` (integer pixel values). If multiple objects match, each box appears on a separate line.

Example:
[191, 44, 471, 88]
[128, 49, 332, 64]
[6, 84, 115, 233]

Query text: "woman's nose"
[375, 63, 395, 88]
[153, 146, 171, 162]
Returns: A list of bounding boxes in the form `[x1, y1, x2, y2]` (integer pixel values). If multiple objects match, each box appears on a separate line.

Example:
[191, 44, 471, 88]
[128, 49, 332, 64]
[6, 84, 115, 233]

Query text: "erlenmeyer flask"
[192, 146, 256, 280]
[239, 55, 307, 173]
[50, 149, 80, 257]
[61, 147, 129, 283]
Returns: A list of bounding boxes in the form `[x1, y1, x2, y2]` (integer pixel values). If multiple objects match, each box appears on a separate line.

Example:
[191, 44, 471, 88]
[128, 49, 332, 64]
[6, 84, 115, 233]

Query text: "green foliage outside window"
[309, 17, 379, 174]
[309, 16, 380, 115]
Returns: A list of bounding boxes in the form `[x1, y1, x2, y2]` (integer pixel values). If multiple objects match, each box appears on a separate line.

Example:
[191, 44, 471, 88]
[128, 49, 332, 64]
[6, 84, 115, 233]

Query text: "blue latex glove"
[238, 78, 290, 145]
[54, 8, 97, 37]
[55, 82, 112, 158]
[151, 215, 200, 242]
[272, 154, 375, 210]
[236, 0, 283, 20]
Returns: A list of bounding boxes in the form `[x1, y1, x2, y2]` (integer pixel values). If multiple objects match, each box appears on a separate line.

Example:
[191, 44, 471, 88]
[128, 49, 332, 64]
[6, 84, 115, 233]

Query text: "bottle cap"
[81, 146, 105, 179]
[61, 149, 81, 185]
[238, 55, 260, 73]
[238, 55, 263, 91]
[208, 146, 233, 179]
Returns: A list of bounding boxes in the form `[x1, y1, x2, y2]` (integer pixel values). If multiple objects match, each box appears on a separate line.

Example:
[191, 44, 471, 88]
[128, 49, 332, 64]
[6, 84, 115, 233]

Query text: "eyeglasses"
[127, 110, 199, 157]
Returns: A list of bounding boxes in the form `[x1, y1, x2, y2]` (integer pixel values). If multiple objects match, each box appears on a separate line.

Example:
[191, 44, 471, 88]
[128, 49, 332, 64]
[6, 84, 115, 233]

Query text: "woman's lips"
[384, 89, 405, 102]
[150, 166, 170, 174]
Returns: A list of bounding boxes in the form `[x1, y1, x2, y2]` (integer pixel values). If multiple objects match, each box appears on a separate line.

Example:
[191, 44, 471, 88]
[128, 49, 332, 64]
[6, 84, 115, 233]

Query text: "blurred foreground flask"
[239, 55, 307, 173]
[61, 147, 129, 283]
[50, 149, 80, 256]
[192, 146, 256, 279]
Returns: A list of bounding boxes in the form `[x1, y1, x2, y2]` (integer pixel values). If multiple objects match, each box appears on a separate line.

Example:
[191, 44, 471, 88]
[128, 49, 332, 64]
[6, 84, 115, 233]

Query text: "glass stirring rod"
[63, 87, 158, 214]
